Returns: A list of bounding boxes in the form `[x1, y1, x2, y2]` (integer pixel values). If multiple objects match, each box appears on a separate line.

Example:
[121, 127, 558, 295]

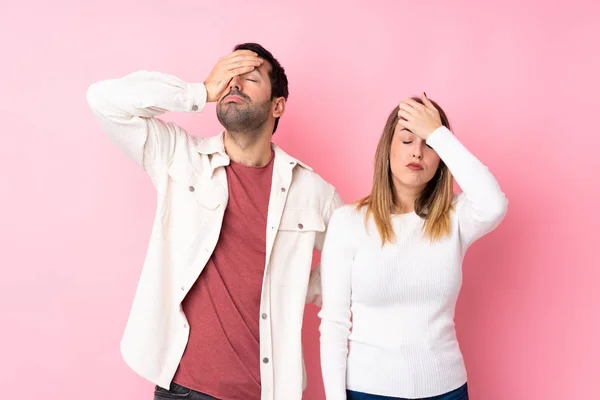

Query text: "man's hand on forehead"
[203, 50, 264, 102]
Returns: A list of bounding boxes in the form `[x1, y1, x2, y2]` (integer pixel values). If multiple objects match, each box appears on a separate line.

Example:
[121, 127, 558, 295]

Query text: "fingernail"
[424, 92, 427, 97]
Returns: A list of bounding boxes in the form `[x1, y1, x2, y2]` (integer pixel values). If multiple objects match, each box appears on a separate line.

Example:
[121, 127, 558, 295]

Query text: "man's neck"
[224, 129, 273, 167]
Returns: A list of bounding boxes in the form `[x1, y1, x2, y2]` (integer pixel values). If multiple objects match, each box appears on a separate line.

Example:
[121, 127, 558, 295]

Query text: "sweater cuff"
[425, 125, 453, 148]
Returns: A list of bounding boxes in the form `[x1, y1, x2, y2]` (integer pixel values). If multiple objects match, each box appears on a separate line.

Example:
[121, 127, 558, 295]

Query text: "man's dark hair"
[234, 43, 289, 133]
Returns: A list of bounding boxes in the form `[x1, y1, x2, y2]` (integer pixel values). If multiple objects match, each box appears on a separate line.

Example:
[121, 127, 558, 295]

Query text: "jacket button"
[189, 186, 195, 192]
[298, 223, 304, 229]
[263, 357, 269, 364]
[280, 187, 286, 192]
[262, 313, 268, 319]
[192, 105, 199, 111]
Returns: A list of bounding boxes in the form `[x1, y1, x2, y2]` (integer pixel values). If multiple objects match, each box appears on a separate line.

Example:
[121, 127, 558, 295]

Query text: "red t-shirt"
[173, 154, 275, 400]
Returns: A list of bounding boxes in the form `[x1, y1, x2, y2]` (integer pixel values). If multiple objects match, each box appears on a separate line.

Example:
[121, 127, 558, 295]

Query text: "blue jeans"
[347, 383, 468, 400]
[153, 382, 218, 399]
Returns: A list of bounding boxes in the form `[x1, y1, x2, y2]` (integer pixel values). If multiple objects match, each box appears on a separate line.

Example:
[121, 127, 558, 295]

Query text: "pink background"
[1, 1, 598, 399]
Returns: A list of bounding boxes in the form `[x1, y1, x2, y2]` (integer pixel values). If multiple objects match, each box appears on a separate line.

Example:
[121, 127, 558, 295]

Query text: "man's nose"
[229, 75, 243, 91]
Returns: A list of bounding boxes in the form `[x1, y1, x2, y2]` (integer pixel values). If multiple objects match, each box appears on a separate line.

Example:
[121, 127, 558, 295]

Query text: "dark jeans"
[347, 383, 468, 400]
[154, 382, 219, 400]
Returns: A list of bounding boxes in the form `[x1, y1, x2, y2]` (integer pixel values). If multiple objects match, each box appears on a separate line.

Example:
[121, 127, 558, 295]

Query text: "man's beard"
[217, 92, 271, 133]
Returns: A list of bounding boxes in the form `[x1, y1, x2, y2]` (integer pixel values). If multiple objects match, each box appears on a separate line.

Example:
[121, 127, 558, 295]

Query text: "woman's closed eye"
[402, 140, 433, 149]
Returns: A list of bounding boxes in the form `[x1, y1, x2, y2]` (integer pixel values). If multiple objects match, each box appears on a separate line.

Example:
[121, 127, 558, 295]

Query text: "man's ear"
[272, 97, 286, 118]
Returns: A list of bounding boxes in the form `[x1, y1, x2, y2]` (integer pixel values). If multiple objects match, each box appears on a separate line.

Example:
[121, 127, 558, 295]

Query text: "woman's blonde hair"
[356, 97, 454, 244]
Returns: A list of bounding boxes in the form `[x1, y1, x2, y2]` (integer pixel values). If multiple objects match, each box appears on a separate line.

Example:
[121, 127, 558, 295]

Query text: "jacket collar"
[192, 131, 313, 173]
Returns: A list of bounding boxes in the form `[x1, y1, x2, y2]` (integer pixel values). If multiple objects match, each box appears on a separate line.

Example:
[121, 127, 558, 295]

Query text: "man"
[86, 43, 342, 400]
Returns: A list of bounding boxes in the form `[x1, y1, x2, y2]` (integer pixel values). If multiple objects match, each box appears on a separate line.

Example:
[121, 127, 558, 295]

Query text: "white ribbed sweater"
[318, 126, 508, 399]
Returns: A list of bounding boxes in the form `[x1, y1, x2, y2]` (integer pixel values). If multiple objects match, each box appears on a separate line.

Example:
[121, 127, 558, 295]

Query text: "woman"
[319, 94, 507, 400]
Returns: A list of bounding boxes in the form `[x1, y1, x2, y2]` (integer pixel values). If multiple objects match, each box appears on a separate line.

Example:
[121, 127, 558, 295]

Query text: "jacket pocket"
[161, 161, 223, 272]
[278, 208, 325, 232]
[272, 208, 325, 287]
[167, 161, 221, 210]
